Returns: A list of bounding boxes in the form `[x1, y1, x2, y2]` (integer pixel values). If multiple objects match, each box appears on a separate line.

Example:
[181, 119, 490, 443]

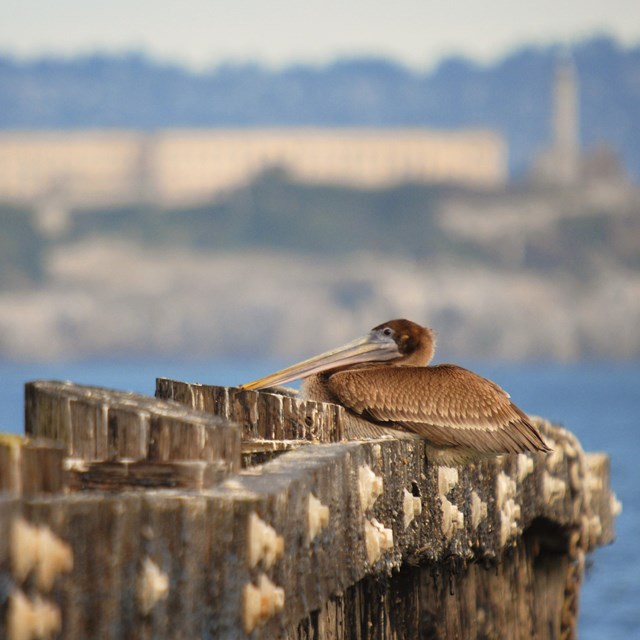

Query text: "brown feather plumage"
[322, 365, 550, 455]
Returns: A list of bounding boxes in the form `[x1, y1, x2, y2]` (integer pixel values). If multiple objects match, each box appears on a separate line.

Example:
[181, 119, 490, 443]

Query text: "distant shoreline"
[1, 242, 638, 361]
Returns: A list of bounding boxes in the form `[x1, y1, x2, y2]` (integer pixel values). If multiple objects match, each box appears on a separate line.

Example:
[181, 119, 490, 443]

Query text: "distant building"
[0, 128, 506, 211]
[531, 55, 628, 190]
[532, 56, 581, 186]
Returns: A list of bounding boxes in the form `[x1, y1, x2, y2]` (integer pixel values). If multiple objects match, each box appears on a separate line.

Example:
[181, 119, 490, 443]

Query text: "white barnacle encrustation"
[545, 439, 564, 471]
[307, 494, 330, 541]
[496, 472, 516, 509]
[242, 574, 285, 633]
[364, 518, 394, 564]
[569, 461, 583, 492]
[7, 589, 61, 640]
[247, 512, 284, 568]
[581, 514, 603, 549]
[610, 494, 622, 517]
[402, 489, 422, 529]
[437, 466, 459, 495]
[137, 557, 169, 615]
[496, 472, 520, 546]
[517, 454, 534, 482]
[499, 499, 521, 546]
[440, 498, 464, 539]
[438, 467, 463, 539]
[543, 473, 566, 504]
[470, 491, 488, 530]
[11, 518, 73, 592]
[358, 464, 383, 512]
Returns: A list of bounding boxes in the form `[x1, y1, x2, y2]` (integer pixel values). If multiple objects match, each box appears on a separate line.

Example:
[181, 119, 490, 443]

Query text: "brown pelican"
[241, 319, 550, 462]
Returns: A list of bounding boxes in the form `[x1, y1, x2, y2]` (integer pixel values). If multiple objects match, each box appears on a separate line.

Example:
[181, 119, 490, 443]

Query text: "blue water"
[0, 358, 638, 638]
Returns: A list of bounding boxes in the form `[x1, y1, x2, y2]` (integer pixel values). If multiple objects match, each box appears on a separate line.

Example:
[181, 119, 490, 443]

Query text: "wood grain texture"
[0, 436, 65, 496]
[156, 378, 344, 445]
[25, 380, 241, 468]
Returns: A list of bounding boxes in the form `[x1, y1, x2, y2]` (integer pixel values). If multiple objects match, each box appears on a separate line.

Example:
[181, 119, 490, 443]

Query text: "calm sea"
[0, 358, 638, 638]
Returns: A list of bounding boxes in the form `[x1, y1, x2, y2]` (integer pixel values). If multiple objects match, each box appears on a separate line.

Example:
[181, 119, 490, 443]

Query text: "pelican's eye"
[382, 327, 393, 337]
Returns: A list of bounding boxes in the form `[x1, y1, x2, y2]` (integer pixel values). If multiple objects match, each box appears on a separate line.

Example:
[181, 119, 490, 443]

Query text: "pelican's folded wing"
[327, 364, 550, 454]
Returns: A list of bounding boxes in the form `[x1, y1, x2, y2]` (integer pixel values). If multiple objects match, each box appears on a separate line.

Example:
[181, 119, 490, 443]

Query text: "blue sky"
[1, 0, 639, 69]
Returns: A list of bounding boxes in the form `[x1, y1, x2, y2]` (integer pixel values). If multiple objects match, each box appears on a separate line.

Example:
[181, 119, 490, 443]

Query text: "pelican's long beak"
[241, 333, 400, 390]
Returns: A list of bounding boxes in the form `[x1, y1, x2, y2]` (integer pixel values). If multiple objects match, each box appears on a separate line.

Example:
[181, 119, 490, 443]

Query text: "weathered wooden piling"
[0, 378, 619, 639]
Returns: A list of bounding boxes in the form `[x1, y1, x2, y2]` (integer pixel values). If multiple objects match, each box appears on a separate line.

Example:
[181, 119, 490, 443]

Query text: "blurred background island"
[2, 7, 638, 637]
[0, 32, 639, 362]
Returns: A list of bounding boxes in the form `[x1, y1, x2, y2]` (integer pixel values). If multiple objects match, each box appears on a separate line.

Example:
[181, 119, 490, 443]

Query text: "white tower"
[552, 56, 580, 185]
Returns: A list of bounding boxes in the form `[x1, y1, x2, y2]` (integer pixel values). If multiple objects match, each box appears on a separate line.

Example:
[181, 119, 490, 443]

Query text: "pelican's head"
[371, 319, 436, 367]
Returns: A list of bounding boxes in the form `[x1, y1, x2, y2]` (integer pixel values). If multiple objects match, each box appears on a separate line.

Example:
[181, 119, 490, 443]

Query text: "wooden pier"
[0, 378, 620, 639]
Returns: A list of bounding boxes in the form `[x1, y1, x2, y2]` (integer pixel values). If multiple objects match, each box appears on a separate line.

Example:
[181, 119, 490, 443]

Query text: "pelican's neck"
[397, 326, 436, 366]
[301, 375, 336, 404]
